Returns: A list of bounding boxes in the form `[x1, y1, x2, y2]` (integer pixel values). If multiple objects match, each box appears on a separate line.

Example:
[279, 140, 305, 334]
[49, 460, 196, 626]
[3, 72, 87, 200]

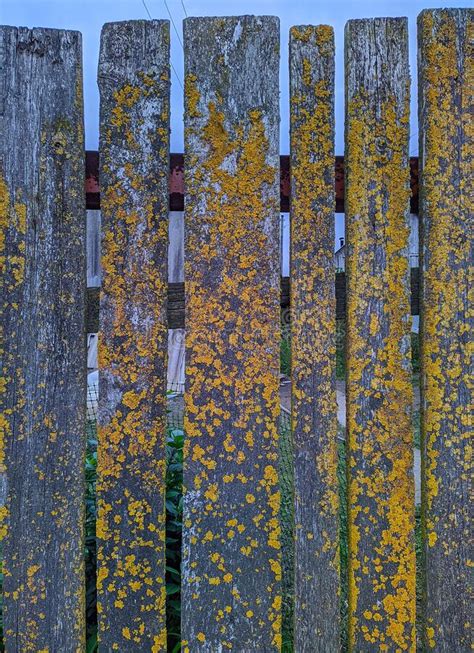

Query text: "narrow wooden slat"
[345, 18, 415, 651]
[289, 25, 339, 651]
[182, 16, 281, 650]
[97, 20, 170, 651]
[418, 9, 473, 651]
[0, 26, 86, 650]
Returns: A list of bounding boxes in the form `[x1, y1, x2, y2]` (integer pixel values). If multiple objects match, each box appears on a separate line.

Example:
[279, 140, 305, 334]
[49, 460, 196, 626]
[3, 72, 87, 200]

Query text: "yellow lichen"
[289, 24, 340, 647]
[96, 30, 170, 649]
[345, 21, 415, 652]
[182, 33, 281, 647]
[418, 10, 472, 649]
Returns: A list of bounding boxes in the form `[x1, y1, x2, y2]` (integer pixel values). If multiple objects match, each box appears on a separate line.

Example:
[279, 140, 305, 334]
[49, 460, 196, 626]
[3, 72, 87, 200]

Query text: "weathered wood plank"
[97, 20, 170, 651]
[289, 24, 339, 651]
[345, 18, 415, 652]
[0, 26, 86, 651]
[182, 16, 281, 651]
[418, 9, 473, 651]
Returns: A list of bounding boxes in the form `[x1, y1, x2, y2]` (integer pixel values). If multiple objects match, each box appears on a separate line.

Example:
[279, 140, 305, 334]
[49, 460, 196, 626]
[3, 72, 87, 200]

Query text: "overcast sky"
[2, 0, 471, 153]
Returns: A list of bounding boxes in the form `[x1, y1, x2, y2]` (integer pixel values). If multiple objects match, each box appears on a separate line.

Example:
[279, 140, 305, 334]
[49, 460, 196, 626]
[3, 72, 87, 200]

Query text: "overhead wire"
[140, 0, 184, 91]
[163, 0, 184, 49]
[141, 0, 153, 19]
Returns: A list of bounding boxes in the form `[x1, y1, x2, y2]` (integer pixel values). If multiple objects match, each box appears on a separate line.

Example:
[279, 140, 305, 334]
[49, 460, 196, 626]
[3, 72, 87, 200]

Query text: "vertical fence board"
[0, 26, 86, 650]
[418, 9, 473, 651]
[289, 25, 339, 651]
[345, 18, 415, 652]
[97, 20, 170, 651]
[182, 16, 281, 651]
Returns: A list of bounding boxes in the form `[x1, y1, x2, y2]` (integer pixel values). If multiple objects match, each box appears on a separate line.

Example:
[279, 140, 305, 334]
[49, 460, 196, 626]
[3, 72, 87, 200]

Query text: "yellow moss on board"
[183, 67, 281, 647]
[97, 64, 169, 649]
[289, 25, 340, 647]
[0, 175, 29, 546]
[346, 51, 415, 651]
[418, 10, 472, 649]
[0, 173, 10, 543]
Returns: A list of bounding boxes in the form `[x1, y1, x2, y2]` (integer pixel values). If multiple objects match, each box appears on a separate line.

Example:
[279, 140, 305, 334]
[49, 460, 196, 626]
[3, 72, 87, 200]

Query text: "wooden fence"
[1, 9, 472, 652]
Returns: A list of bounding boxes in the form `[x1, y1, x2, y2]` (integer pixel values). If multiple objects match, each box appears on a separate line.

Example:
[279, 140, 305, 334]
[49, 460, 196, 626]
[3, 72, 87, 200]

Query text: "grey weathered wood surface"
[182, 16, 282, 651]
[0, 26, 86, 651]
[345, 18, 415, 652]
[418, 9, 473, 651]
[289, 25, 339, 652]
[97, 20, 170, 651]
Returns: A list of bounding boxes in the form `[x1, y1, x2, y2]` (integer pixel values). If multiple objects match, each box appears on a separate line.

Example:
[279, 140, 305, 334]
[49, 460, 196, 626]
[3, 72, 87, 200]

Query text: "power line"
[409, 129, 419, 154]
[163, 0, 184, 49]
[181, 0, 188, 17]
[139, 0, 184, 91]
[141, 0, 153, 19]
[170, 61, 184, 90]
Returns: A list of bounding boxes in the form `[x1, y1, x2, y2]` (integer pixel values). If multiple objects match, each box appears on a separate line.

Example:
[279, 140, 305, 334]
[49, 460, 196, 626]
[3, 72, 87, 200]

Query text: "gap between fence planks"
[289, 24, 339, 651]
[1, 26, 86, 651]
[418, 9, 473, 651]
[96, 20, 170, 651]
[345, 18, 416, 651]
[181, 16, 282, 651]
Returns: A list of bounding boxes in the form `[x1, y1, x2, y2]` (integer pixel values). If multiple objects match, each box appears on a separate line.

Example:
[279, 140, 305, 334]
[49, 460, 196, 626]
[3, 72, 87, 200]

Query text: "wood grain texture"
[97, 20, 170, 651]
[418, 9, 473, 651]
[345, 18, 415, 652]
[182, 16, 281, 651]
[289, 25, 339, 652]
[0, 26, 86, 651]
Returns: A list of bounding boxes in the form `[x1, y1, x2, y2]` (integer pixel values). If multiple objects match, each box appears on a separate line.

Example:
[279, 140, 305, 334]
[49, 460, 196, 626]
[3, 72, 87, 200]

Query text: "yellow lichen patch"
[0, 178, 27, 294]
[0, 173, 12, 533]
[345, 19, 415, 652]
[185, 74, 201, 118]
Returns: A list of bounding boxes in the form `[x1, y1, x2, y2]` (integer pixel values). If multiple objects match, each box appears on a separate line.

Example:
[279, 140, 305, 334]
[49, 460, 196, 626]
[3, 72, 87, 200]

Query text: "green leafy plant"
[165, 427, 184, 653]
[85, 420, 98, 652]
[338, 434, 348, 652]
